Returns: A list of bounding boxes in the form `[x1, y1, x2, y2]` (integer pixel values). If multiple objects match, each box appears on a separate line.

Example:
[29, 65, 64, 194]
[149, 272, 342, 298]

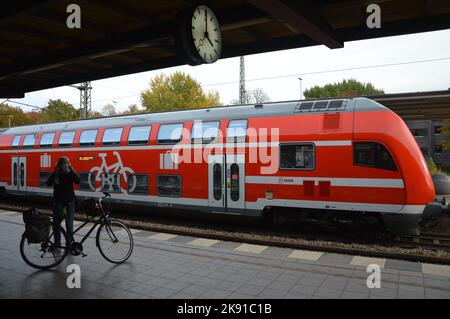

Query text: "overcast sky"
[8, 28, 450, 114]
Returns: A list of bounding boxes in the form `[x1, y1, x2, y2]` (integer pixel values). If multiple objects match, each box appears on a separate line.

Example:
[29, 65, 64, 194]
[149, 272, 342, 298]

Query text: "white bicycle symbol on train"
[89, 151, 136, 193]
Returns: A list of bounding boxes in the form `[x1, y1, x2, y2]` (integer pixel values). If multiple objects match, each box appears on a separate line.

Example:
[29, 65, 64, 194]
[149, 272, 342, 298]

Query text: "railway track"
[394, 235, 450, 251]
[1, 199, 450, 265]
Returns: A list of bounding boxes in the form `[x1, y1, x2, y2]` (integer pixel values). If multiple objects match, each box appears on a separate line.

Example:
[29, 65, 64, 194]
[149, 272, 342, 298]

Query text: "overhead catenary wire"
[7, 55, 450, 109]
[6, 100, 43, 110]
[201, 56, 450, 87]
[92, 55, 450, 101]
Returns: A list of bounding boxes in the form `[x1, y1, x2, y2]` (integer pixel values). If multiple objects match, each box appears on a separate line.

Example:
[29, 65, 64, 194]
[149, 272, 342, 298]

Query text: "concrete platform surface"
[1, 210, 450, 299]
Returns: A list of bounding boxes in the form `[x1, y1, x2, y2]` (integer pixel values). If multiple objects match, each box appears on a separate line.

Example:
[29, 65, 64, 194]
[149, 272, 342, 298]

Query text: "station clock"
[177, 5, 222, 65]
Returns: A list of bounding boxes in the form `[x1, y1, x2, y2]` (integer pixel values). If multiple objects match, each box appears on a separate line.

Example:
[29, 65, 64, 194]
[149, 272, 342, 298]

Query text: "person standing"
[46, 156, 80, 246]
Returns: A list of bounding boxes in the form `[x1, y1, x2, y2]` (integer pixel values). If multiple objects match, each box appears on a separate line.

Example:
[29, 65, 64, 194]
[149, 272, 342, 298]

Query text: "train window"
[280, 144, 315, 170]
[230, 164, 240, 201]
[127, 174, 149, 195]
[79, 129, 98, 146]
[298, 102, 314, 111]
[157, 175, 181, 197]
[40, 133, 55, 148]
[157, 124, 183, 144]
[328, 100, 345, 109]
[354, 143, 376, 167]
[20, 162, 24, 187]
[434, 125, 442, 135]
[411, 128, 427, 137]
[227, 120, 247, 142]
[213, 164, 222, 201]
[101, 173, 120, 193]
[13, 163, 18, 186]
[313, 101, 328, 110]
[354, 142, 397, 171]
[12, 135, 21, 148]
[102, 128, 123, 146]
[23, 134, 37, 148]
[128, 126, 151, 145]
[376, 144, 397, 171]
[191, 121, 220, 144]
[79, 172, 96, 191]
[59, 131, 76, 147]
[39, 172, 52, 188]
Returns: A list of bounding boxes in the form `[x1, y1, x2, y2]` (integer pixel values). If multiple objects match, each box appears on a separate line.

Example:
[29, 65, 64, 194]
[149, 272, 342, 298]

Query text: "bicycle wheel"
[20, 225, 69, 270]
[96, 219, 133, 263]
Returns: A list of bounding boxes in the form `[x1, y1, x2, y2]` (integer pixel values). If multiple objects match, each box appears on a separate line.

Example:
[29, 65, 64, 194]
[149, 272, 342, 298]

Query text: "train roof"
[1, 97, 388, 135]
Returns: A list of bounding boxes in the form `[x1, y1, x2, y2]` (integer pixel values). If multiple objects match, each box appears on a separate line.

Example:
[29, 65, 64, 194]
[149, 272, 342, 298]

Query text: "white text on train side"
[171, 126, 280, 174]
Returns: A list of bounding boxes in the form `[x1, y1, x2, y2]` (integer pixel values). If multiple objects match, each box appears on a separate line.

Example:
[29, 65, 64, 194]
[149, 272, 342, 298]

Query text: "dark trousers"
[52, 199, 76, 245]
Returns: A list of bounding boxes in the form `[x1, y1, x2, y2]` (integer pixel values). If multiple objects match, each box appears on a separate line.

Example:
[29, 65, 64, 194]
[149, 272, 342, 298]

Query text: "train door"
[11, 156, 27, 192]
[226, 154, 245, 211]
[208, 155, 225, 211]
[208, 154, 245, 212]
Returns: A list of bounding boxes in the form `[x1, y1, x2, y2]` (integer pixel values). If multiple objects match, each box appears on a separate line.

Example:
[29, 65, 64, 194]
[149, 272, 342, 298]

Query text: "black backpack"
[23, 208, 50, 243]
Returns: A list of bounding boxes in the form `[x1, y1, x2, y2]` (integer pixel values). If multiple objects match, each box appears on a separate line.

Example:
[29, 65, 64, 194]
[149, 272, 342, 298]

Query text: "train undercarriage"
[264, 206, 423, 236]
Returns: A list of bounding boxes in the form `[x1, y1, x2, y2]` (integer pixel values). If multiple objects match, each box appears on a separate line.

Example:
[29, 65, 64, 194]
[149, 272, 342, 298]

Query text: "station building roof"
[371, 89, 450, 121]
[1, 0, 450, 99]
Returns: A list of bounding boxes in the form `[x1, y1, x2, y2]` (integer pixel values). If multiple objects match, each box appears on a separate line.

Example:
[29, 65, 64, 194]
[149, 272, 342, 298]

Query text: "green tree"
[41, 99, 79, 123]
[140, 72, 220, 112]
[304, 79, 384, 99]
[0, 102, 35, 128]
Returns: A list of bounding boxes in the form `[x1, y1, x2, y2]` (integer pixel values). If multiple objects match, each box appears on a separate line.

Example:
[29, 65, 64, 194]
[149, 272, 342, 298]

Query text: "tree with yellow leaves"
[140, 72, 220, 112]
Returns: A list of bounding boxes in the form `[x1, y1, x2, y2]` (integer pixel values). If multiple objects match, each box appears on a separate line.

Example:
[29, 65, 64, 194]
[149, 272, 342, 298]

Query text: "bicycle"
[20, 192, 134, 270]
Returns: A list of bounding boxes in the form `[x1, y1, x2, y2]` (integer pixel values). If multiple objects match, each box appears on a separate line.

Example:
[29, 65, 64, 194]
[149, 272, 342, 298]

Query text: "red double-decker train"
[0, 97, 440, 235]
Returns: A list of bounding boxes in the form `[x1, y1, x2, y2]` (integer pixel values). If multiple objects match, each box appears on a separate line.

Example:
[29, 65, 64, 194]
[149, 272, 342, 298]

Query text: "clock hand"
[205, 9, 208, 34]
[206, 35, 214, 47]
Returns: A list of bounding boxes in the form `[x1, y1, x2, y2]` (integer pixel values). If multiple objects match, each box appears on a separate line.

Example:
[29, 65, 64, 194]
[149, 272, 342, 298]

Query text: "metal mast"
[79, 81, 92, 119]
[70, 82, 92, 119]
[239, 56, 246, 104]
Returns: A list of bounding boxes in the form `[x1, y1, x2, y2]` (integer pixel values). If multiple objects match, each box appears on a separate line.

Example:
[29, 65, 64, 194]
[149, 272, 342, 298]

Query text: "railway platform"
[1, 208, 450, 299]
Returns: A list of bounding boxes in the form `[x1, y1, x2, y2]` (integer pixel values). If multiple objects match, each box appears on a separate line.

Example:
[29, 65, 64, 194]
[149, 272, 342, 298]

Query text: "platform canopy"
[371, 90, 450, 121]
[1, 0, 450, 99]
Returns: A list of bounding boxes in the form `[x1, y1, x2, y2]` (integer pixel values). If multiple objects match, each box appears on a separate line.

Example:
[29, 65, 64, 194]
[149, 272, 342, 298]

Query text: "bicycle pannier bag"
[23, 208, 50, 243]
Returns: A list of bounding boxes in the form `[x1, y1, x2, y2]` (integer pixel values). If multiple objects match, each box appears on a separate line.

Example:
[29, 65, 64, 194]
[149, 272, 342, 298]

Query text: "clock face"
[191, 5, 222, 63]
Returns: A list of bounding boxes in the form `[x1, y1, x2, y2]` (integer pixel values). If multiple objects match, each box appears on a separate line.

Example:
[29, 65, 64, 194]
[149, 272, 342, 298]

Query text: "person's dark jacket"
[46, 170, 80, 205]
